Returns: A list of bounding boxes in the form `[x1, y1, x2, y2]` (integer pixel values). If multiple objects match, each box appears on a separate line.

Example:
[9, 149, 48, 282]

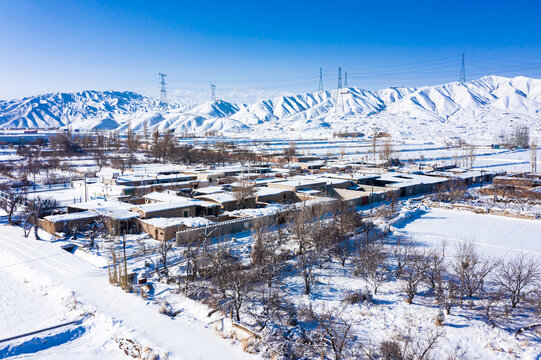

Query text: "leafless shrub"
[377, 327, 444, 360]
[478, 289, 503, 327]
[342, 289, 373, 304]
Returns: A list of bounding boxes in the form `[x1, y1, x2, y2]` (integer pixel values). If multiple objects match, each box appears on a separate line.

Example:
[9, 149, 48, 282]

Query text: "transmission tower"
[158, 73, 167, 104]
[344, 71, 348, 88]
[335, 66, 344, 115]
[459, 52, 466, 83]
[318, 67, 324, 92]
[211, 84, 216, 102]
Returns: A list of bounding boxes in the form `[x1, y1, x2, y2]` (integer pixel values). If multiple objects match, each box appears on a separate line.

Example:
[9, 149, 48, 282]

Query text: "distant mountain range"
[1, 76, 540, 141]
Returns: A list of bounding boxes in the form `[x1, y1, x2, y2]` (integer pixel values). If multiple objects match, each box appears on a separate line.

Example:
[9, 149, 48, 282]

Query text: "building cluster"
[40, 160, 495, 242]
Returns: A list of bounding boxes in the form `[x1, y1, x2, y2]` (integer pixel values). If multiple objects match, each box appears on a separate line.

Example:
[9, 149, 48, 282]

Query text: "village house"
[142, 191, 221, 216]
[137, 217, 213, 241]
[195, 192, 239, 211]
[267, 177, 326, 192]
[41, 211, 100, 235]
[254, 187, 296, 204]
[130, 201, 197, 219]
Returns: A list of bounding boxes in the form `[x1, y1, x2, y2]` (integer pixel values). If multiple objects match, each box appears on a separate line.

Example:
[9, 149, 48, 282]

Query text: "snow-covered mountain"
[0, 90, 171, 130]
[1, 76, 540, 141]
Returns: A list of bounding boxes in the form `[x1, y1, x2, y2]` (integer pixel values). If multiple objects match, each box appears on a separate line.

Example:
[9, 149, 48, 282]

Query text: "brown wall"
[137, 219, 186, 241]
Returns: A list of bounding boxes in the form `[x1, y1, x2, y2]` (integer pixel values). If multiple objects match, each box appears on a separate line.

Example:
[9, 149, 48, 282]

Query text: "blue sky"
[1, 0, 541, 101]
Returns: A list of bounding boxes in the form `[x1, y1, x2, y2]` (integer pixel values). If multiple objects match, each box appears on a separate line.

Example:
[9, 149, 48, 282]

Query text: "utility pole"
[159, 73, 167, 104]
[370, 183, 374, 215]
[459, 52, 466, 83]
[318, 67, 324, 92]
[335, 66, 344, 115]
[84, 174, 88, 202]
[211, 84, 216, 102]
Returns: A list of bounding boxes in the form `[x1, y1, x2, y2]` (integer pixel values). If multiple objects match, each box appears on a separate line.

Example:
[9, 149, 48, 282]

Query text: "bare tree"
[157, 239, 174, 278]
[530, 139, 538, 172]
[232, 182, 256, 209]
[111, 156, 127, 175]
[25, 197, 57, 240]
[478, 289, 503, 327]
[371, 129, 378, 161]
[454, 243, 497, 305]
[380, 138, 394, 166]
[495, 254, 540, 308]
[513, 125, 530, 148]
[393, 236, 412, 280]
[283, 141, 297, 163]
[424, 244, 447, 292]
[226, 267, 255, 322]
[311, 307, 357, 360]
[402, 249, 429, 304]
[468, 144, 476, 169]
[0, 183, 27, 225]
[356, 239, 388, 294]
[436, 276, 459, 315]
[93, 147, 108, 172]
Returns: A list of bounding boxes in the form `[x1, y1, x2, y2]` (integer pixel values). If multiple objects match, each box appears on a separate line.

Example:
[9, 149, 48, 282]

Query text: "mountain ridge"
[1, 76, 540, 141]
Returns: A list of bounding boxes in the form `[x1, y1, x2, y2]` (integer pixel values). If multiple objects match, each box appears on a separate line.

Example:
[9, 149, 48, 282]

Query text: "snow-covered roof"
[269, 176, 326, 188]
[313, 176, 353, 186]
[68, 199, 133, 212]
[133, 201, 196, 214]
[196, 192, 236, 204]
[223, 203, 285, 218]
[143, 191, 189, 203]
[93, 208, 140, 220]
[193, 186, 225, 195]
[45, 211, 98, 223]
[255, 187, 290, 197]
[115, 173, 196, 184]
[140, 217, 213, 229]
[326, 173, 381, 182]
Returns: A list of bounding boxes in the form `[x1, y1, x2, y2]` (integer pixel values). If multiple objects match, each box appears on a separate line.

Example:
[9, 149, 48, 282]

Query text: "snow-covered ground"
[0, 226, 258, 360]
[394, 207, 541, 257]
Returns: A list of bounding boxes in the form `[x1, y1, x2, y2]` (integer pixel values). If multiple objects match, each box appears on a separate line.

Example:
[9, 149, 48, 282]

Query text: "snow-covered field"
[395, 207, 541, 257]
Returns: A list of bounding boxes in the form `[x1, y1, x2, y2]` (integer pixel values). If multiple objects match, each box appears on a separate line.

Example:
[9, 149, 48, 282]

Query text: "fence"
[176, 212, 280, 244]
[175, 199, 337, 244]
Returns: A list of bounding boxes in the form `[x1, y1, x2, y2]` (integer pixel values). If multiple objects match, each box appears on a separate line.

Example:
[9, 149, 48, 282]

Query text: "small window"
[183, 210, 189, 217]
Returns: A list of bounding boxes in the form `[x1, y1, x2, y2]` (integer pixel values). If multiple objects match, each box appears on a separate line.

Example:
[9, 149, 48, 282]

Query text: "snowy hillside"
[0, 90, 169, 130]
[1, 76, 541, 141]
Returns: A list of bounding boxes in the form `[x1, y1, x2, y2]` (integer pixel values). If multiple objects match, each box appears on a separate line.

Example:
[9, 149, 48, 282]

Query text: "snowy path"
[0, 226, 257, 360]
